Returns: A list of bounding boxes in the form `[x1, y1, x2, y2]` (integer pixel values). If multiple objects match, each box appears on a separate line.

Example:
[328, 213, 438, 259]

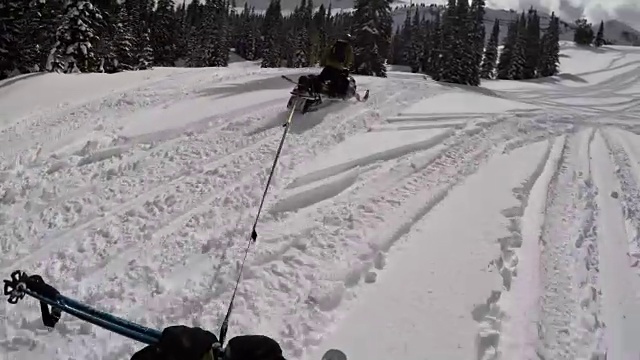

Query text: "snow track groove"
[0, 104, 286, 270]
[0, 69, 284, 163]
[536, 128, 600, 360]
[1, 77, 445, 360]
[186, 119, 562, 359]
[497, 134, 567, 360]
[590, 130, 640, 359]
[473, 134, 562, 360]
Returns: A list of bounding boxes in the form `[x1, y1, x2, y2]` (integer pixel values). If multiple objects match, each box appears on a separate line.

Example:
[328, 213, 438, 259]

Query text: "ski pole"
[3, 270, 162, 345]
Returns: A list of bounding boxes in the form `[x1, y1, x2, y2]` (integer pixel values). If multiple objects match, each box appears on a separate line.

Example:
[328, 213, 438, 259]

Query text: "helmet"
[341, 33, 353, 43]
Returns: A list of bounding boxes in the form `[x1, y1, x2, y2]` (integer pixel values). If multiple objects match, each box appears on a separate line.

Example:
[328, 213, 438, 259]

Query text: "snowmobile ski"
[321, 349, 348, 360]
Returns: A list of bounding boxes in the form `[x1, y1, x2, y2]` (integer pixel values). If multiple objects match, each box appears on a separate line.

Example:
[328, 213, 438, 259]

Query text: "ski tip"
[321, 349, 347, 360]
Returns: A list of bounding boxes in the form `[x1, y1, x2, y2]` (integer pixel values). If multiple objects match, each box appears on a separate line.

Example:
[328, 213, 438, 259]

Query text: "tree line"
[0, 0, 607, 85]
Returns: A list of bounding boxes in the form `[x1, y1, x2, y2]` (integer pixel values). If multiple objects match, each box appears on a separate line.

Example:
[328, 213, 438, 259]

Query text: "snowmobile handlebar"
[3, 270, 162, 345]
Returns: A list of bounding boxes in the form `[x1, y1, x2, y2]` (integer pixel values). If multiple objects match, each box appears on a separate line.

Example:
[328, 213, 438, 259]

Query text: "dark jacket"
[321, 40, 354, 70]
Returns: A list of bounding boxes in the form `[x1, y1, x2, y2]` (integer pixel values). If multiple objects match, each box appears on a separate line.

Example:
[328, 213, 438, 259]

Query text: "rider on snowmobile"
[131, 325, 285, 360]
[318, 34, 355, 98]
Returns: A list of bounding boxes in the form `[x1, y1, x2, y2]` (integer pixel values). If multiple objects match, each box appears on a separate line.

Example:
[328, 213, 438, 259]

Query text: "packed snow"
[3, 42, 640, 360]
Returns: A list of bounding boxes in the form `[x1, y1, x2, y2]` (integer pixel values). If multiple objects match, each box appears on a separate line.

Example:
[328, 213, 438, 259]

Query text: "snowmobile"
[282, 74, 369, 114]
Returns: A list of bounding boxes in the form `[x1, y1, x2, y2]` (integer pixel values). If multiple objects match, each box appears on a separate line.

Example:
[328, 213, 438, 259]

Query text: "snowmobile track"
[9, 80, 439, 329]
[143, 119, 564, 359]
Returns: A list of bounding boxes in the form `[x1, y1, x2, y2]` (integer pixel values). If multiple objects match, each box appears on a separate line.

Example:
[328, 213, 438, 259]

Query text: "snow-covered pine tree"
[508, 12, 527, 80]
[51, 0, 105, 73]
[112, 5, 136, 71]
[438, 0, 457, 82]
[16, 1, 45, 73]
[352, 0, 388, 77]
[480, 18, 499, 79]
[573, 18, 594, 46]
[261, 0, 283, 68]
[246, 11, 260, 60]
[34, 0, 66, 71]
[304, 0, 320, 64]
[457, 0, 477, 85]
[376, 0, 393, 64]
[136, 29, 153, 69]
[496, 16, 517, 79]
[469, 0, 485, 85]
[292, 0, 312, 67]
[123, 0, 154, 69]
[174, 1, 189, 61]
[428, 9, 442, 79]
[312, 4, 328, 65]
[538, 12, 560, 77]
[191, 0, 229, 67]
[236, 3, 252, 59]
[0, 0, 25, 79]
[400, 7, 412, 66]
[407, 7, 423, 73]
[237, 4, 259, 60]
[389, 26, 403, 65]
[594, 20, 605, 47]
[216, 0, 231, 66]
[152, 0, 179, 66]
[522, 7, 540, 79]
[420, 16, 432, 74]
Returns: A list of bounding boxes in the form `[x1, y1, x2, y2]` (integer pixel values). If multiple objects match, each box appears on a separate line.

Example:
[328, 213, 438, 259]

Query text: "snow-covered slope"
[3, 43, 640, 360]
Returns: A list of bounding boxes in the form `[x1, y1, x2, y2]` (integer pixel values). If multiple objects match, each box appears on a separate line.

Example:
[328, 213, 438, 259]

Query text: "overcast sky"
[485, 0, 640, 28]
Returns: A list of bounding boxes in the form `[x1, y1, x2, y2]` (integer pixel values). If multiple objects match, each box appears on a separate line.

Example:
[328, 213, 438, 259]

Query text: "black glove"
[131, 326, 219, 360]
[225, 335, 285, 360]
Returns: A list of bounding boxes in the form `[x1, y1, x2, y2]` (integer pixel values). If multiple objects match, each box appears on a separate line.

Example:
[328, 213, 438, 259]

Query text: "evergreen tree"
[538, 12, 560, 77]
[152, 0, 179, 66]
[292, 0, 312, 67]
[390, 26, 402, 64]
[439, 0, 476, 85]
[419, 16, 432, 74]
[123, 0, 154, 68]
[400, 7, 412, 65]
[0, 0, 24, 79]
[261, 0, 283, 68]
[35, 0, 65, 71]
[191, 0, 229, 67]
[573, 18, 594, 45]
[407, 6, 423, 72]
[438, 0, 457, 82]
[508, 12, 527, 80]
[523, 7, 540, 79]
[16, 1, 48, 72]
[594, 20, 605, 47]
[312, 4, 328, 64]
[456, 0, 476, 85]
[480, 18, 499, 79]
[496, 17, 518, 79]
[51, 0, 105, 73]
[237, 4, 259, 60]
[469, 0, 485, 85]
[112, 5, 136, 71]
[428, 9, 442, 79]
[352, 0, 390, 77]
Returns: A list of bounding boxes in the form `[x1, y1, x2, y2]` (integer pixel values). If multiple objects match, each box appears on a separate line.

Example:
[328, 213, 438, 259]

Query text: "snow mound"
[289, 128, 454, 189]
[401, 91, 539, 115]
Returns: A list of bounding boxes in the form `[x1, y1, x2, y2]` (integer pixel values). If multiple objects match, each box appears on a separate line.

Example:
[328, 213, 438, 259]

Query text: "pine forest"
[1, 0, 608, 85]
